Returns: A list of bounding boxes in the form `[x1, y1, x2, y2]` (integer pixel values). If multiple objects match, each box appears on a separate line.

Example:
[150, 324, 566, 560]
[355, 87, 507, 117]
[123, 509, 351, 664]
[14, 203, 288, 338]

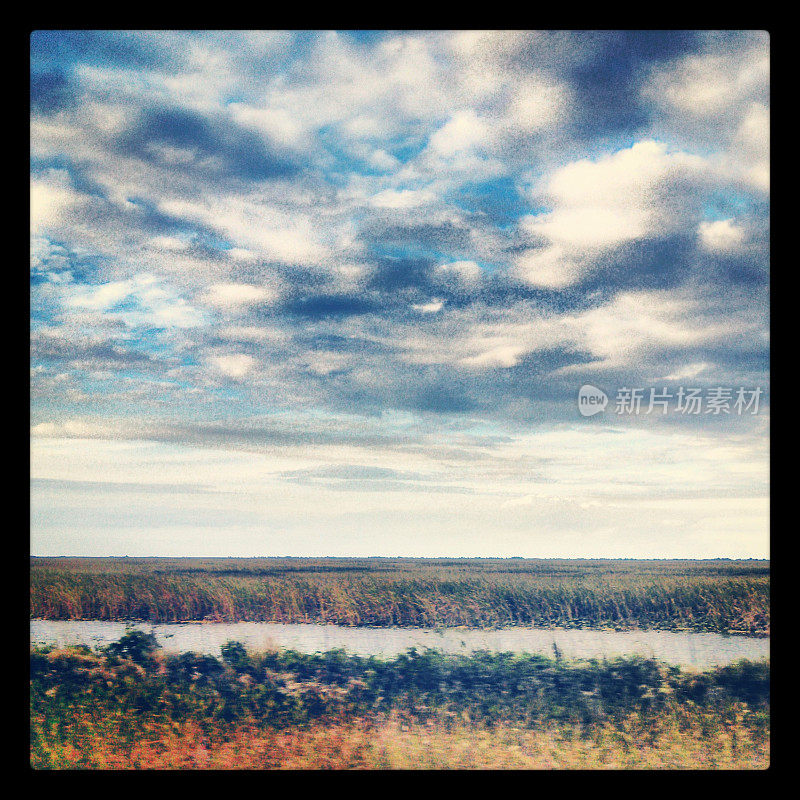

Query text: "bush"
[105, 629, 159, 664]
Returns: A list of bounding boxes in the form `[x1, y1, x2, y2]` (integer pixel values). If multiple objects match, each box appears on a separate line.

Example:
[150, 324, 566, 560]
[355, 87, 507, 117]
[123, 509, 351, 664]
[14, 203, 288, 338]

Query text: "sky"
[30, 30, 769, 558]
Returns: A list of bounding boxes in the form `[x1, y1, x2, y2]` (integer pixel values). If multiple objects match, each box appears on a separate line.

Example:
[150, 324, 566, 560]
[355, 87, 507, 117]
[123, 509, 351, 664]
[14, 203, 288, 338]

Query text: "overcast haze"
[30, 30, 769, 557]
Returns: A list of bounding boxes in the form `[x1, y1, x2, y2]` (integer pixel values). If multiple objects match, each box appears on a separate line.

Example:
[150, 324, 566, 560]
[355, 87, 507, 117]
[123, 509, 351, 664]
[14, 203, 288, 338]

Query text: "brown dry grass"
[30, 557, 770, 635]
[32, 714, 768, 770]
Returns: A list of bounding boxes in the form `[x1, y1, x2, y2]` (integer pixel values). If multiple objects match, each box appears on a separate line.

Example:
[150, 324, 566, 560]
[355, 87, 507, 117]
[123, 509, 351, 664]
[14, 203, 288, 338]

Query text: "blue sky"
[30, 30, 769, 557]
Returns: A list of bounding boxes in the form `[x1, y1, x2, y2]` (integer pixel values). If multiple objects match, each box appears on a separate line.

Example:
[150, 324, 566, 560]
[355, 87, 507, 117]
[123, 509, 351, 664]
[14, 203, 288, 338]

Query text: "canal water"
[30, 619, 769, 669]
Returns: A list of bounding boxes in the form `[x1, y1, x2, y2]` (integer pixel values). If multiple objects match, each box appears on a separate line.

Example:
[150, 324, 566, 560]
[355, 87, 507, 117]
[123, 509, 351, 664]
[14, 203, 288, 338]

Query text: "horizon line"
[29, 554, 771, 561]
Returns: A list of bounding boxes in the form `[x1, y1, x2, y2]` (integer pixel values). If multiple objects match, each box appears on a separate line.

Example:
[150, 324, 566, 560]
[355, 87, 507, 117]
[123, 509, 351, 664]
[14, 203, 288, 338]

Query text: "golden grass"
[31, 714, 768, 770]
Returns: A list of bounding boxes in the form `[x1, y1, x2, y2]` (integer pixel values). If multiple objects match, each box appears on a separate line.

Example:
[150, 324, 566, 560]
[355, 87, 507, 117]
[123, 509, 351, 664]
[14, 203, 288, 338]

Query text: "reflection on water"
[29, 620, 769, 669]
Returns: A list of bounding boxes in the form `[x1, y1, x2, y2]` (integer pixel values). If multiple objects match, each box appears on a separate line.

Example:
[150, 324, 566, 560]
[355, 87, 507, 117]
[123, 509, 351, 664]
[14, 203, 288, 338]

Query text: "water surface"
[30, 620, 768, 669]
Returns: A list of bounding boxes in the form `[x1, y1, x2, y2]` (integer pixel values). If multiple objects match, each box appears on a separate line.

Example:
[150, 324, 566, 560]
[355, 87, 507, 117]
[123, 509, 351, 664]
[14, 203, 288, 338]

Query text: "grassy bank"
[31, 716, 769, 770]
[30, 632, 769, 769]
[30, 558, 770, 635]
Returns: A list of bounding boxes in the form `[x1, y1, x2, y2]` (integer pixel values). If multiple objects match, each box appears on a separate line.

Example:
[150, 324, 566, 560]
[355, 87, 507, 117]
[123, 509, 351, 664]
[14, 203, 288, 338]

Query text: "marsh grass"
[30, 557, 770, 635]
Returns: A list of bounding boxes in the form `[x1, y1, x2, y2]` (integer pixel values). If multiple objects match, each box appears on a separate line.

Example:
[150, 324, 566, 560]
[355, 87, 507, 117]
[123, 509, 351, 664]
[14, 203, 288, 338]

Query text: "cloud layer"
[30, 30, 769, 557]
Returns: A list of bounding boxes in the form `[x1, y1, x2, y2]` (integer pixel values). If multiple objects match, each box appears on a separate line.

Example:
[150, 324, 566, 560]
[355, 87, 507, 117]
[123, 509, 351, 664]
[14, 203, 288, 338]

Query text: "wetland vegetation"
[30, 631, 769, 769]
[30, 557, 770, 635]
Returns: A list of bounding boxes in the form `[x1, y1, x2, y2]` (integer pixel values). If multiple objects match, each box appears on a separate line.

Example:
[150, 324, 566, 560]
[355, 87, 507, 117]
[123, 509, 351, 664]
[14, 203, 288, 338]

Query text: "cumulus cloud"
[507, 75, 569, 131]
[65, 274, 204, 328]
[30, 31, 769, 556]
[515, 140, 709, 287]
[642, 32, 769, 194]
[644, 35, 768, 119]
[699, 219, 746, 253]
[201, 282, 279, 309]
[428, 110, 490, 157]
[30, 171, 79, 234]
[206, 353, 257, 378]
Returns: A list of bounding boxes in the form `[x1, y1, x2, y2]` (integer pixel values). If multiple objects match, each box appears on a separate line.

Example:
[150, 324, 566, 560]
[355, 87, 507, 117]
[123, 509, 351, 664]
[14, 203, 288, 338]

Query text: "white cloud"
[459, 343, 526, 369]
[732, 103, 770, 192]
[65, 274, 204, 328]
[201, 283, 278, 310]
[31, 422, 59, 437]
[412, 299, 444, 314]
[303, 351, 351, 376]
[30, 171, 77, 234]
[160, 197, 332, 266]
[229, 104, 309, 150]
[369, 188, 436, 209]
[508, 75, 569, 131]
[150, 235, 190, 252]
[428, 110, 489, 157]
[365, 149, 400, 172]
[206, 353, 257, 378]
[226, 31, 453, 159]
[699, 219, 745, 253]
[645, 41, 769, 119]
[515, 140, 709, 287]
[544, 140, 706, 238]
[563, 288, 753, 368]
[216, 326, 288, 344]
[30, 421, 768, 557]
[396, 284, 764, 375]
[663, 362, 710, 381]
[514, 246, 583, 290]
[642, 35, 769, 194]
[435, 260, 482, 285]
[340, 115, 384, 138]
[736, 103, 770, 154]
